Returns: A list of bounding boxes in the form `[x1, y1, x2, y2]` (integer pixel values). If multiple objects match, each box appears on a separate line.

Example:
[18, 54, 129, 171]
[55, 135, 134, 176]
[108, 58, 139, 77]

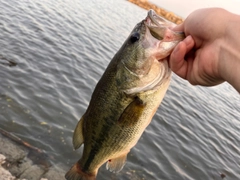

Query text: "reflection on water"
[0, 0, 239, 179]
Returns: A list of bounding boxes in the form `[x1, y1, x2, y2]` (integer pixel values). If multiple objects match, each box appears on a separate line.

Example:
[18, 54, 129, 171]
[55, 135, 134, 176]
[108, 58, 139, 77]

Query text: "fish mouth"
[146, 9, 169, 28]
[144, 9, 169, 40]
[143, 10, 172, 66]
[144, 9, 185, 41]
[143, 10, 175, 87]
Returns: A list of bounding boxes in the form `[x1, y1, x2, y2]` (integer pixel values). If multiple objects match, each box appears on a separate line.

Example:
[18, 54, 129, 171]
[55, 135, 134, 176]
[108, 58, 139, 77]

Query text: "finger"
[184, 35, 195, 52]
[169, 36, 195, 79]
[169, 41, 188, 79]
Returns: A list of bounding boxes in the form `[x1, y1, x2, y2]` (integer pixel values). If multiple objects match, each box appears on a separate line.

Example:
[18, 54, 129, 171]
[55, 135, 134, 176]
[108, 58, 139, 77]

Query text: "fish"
[65, 9, 185, 180]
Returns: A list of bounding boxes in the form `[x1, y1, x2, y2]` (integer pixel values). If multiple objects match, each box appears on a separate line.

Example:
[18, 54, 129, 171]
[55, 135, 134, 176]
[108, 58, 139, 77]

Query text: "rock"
[0, 133, 66, 180]
[0, 154, 16, 180]
[6, 157, 32, 177]
[43, 166, 66, 180]
[19, 165, 45, 180]
[0, 134, 27, 163]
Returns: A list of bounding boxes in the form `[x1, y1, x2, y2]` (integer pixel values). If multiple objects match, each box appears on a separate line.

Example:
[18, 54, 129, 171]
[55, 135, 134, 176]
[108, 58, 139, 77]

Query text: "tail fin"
[65, 163, 96, 180]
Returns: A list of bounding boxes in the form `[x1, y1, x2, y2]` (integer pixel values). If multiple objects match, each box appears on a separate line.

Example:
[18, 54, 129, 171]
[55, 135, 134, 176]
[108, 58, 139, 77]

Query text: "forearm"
[219, 13, 240, 93]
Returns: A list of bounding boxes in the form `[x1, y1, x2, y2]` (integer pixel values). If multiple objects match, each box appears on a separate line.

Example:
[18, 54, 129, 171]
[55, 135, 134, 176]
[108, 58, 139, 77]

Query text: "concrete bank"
[0, 132, 65, 180]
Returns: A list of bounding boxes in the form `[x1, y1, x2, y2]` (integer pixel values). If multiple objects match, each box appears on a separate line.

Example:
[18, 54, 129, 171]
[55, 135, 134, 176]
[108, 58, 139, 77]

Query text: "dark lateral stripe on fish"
[83, 120, 116, 171]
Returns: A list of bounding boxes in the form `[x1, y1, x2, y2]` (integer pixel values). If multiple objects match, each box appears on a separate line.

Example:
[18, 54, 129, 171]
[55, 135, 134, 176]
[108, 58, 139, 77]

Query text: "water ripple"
[0, 0, 239, 179]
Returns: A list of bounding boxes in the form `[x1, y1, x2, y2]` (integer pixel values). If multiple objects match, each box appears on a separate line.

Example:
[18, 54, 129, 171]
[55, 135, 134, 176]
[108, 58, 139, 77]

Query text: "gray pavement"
[0, 133, 66, 180]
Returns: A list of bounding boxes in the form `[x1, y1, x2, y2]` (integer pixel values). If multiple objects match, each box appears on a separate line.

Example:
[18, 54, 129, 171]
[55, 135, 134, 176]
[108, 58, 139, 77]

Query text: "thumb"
[171, 23, 184, 32]
[169, 35, 195, 79]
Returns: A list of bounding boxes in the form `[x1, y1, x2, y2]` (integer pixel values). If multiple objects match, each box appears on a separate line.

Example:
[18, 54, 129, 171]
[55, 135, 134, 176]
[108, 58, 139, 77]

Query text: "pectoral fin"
[73, 117, 84, 150]
[118, 97, 146, 127]
[106, 152, 128, 173]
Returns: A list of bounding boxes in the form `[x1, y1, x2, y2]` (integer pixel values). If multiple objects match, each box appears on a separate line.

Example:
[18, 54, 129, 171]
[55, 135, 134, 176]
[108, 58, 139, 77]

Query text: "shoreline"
[0, 131, 65, 180]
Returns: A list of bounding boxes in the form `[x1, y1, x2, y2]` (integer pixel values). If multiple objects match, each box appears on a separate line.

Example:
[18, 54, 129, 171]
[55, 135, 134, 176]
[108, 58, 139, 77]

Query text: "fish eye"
[130, 32, 140, 43]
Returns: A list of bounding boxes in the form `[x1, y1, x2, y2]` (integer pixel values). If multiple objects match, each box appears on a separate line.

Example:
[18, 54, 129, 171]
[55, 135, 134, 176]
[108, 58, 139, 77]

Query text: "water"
[0, 0, 239, 179]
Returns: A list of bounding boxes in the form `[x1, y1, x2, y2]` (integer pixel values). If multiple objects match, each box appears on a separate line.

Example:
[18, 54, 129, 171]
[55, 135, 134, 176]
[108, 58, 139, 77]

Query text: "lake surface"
[0, 0, 239, 179]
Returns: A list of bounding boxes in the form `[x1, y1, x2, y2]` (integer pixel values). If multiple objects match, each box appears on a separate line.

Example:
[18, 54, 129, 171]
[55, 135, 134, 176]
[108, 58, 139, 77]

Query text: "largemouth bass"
[65, 10, 184, 180]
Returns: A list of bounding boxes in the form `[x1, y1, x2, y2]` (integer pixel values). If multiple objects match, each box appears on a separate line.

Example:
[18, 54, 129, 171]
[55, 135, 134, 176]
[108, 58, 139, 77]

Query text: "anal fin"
[106, 152, 128, 173]
[73, 117, 84, 150]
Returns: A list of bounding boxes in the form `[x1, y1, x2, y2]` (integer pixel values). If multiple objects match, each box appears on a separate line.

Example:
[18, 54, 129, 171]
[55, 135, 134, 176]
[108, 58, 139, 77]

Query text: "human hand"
[168, 8, 240, 88]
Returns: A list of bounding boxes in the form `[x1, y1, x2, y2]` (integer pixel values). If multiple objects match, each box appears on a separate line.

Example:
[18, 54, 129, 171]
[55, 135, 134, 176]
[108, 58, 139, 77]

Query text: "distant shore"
[128, 0, 183, 24]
